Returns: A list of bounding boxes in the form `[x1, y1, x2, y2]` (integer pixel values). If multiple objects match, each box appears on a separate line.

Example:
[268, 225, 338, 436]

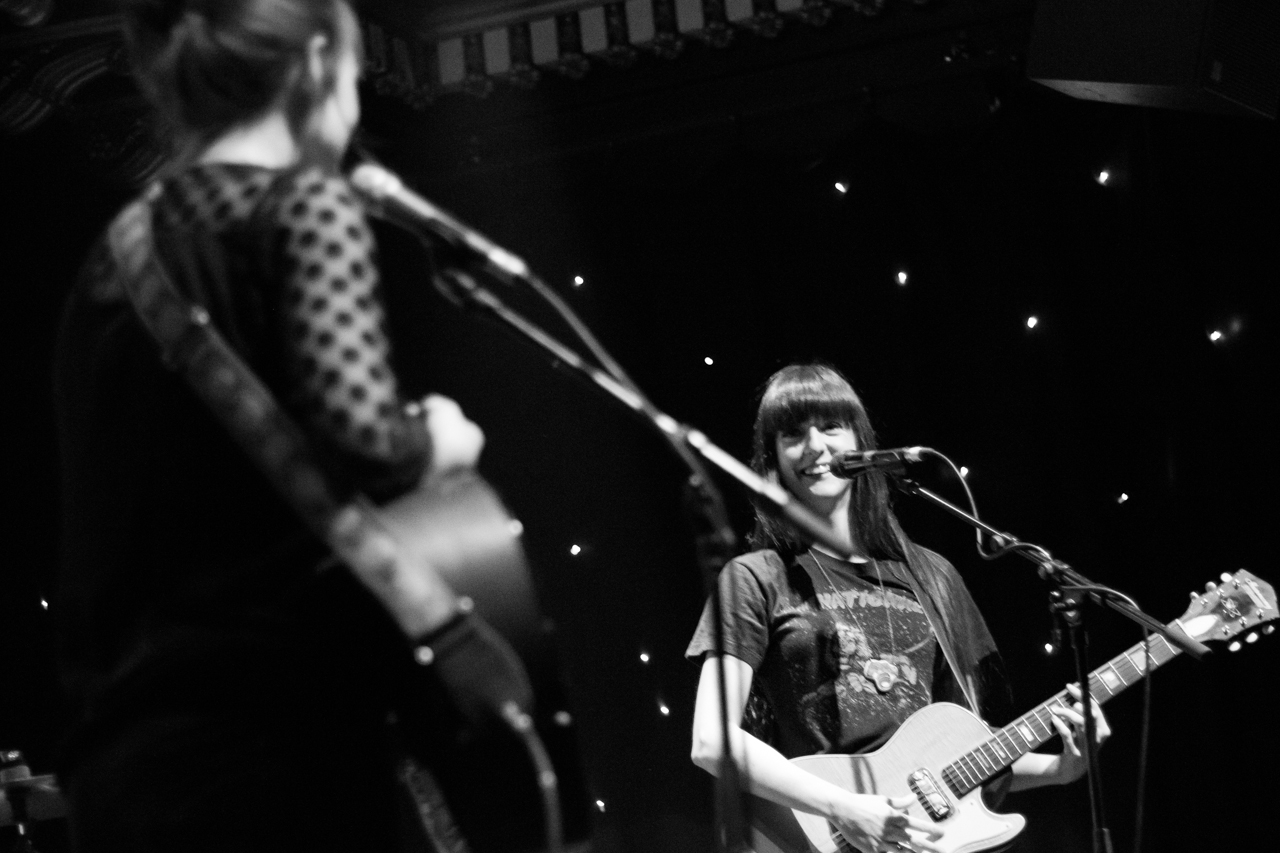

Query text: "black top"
[52, 162, 432, 763]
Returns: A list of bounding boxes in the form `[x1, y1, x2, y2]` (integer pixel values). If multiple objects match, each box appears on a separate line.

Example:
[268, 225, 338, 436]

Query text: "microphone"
[830, 447, 928, 478]
[349, 163, 531, 281]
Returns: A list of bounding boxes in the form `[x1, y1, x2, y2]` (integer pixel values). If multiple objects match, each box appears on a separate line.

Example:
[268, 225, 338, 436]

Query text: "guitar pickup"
[908, 769, 953, 821]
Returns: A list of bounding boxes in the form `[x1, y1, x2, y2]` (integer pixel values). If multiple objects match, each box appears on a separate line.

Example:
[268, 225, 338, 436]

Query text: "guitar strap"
[105, 185, 389, 567]
[104, 184, 468, 853]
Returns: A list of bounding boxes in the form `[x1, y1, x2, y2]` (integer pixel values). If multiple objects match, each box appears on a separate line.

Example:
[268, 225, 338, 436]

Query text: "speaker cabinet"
[1027, 0, 1280, 118]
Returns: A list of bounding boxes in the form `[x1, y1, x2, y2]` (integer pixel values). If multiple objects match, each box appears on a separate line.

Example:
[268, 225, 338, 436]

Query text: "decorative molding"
[0, 16, 126, 134]
[363, 0, 916, 107]
[1, 14, 160, 185]
[0, 0, 53, 28]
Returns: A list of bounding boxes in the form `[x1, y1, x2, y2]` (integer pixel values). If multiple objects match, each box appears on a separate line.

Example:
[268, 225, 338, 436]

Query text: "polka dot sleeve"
[272, 168, 430, 498]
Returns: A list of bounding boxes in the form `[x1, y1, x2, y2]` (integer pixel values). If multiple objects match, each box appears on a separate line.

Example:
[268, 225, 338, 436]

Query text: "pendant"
[863, 659, 899, 693]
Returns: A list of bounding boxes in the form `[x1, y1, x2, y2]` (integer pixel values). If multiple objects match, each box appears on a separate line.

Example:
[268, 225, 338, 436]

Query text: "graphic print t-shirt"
[687, 549, 938, 758]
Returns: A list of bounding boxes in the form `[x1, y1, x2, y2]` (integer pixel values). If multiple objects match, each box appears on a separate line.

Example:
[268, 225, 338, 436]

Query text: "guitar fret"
[1032, 704, 1057, 735]
[955, 757, 979, 789]
[1095, 664, 1123, 695]
[942, 615, 1200, 800]
[942, 766, 961, 796]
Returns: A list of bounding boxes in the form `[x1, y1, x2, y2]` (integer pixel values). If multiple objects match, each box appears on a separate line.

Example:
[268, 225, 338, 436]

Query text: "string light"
[1208, 317, 1244, 344]
[657, 702, 670, 716]
[572, 275, 584, 287]
[595, 800, 606, 812]
[704, 356, 714, 366]
[553, 710, 573, 726]
[40, 598, 48, 610]
[1026, 315, 1039, 329]
[639, 652, 650, 663]
[959, 466, 969, 478]
[1117, 493, 1129, 504]
[569, 544, 581, 556]
[895, 270, 908, 286]
[834, 181, 848, 194]
[1096, 170, 1111, 186]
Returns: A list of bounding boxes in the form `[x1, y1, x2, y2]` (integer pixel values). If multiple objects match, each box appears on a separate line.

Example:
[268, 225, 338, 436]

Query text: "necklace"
[808, 548, 901, 694]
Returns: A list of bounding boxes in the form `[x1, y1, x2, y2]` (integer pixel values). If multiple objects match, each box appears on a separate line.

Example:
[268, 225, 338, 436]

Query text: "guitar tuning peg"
[1264, 625, 1275, 635]
[1189, 591, 1200, 600]
[1220, 572, 1233, 583]
[1228, 641, 1242, 652]
[1205, 582, 1218, 592]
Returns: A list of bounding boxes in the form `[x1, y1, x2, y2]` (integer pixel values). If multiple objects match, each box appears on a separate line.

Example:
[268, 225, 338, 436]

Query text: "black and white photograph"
[3, 3, 1276, 853]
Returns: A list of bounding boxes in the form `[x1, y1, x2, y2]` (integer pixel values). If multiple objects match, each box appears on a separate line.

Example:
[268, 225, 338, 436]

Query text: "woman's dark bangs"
[760, 380, 860, 438]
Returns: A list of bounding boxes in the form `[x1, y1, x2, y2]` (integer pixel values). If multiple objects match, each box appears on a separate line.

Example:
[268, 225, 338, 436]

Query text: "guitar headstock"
[1178, 570, 1278, 650]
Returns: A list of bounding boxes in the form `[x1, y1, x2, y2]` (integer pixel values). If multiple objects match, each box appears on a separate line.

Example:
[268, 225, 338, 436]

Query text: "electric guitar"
[749, 569, 1278, 853]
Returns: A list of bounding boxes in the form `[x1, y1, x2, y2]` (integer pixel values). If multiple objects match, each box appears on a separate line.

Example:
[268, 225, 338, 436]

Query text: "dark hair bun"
[119, 0, 352, 160]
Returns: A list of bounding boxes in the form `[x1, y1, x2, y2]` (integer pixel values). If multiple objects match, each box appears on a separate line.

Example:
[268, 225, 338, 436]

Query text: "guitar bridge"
[908, 769, 953, 821]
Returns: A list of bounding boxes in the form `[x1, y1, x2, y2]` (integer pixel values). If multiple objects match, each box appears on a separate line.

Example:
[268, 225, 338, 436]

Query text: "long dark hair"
[747, 363, 905, 561]
[121, 0, 357, 165]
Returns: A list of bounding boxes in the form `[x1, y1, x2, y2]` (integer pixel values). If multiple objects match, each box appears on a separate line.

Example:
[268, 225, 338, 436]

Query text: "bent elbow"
[690, 728, 724, 774]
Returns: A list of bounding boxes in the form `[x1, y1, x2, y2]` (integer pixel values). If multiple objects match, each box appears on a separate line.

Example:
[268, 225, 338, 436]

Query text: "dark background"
[3, 2, 1277, 853]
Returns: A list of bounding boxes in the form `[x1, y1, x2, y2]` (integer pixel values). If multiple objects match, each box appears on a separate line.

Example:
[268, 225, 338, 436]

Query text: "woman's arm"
[275, 169, 436, 500]
[691, 655, 944, 853]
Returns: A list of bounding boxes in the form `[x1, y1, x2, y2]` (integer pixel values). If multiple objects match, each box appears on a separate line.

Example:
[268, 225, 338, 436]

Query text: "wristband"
[411, 597, 475, 665]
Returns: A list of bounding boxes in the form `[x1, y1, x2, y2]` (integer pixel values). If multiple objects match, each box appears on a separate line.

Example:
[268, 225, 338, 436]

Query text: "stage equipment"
[745, 569, 1277, 853]
[830, 446, 928, 478]
[352, 164, 532, 282]
[353, 161, 858, 853]
[1028, 0, 1280, 118]
[1, 750, 65, 853]
[877, 445, 1221, 853]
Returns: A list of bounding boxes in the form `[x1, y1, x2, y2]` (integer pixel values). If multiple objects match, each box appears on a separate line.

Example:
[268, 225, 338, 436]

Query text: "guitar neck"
[942, 625, 1184, 797]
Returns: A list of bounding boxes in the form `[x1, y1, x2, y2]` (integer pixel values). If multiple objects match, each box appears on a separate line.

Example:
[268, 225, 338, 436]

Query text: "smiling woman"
[775, 416, 860, 525]
[685, 362, 1111, 853]
[750, 364, 900, 562]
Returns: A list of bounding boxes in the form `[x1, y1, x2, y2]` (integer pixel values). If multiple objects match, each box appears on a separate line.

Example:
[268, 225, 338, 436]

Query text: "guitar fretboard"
[940, 628, 1182, 797]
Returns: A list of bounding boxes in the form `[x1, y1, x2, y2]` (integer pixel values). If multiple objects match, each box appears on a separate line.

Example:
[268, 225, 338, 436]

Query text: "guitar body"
[375, 472, 594, 852]
[375, 471, 542, 651]
[751, 704, 1025, 853]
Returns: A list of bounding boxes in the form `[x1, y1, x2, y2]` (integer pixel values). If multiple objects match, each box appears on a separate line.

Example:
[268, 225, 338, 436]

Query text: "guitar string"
[949, 636, 1178, 793]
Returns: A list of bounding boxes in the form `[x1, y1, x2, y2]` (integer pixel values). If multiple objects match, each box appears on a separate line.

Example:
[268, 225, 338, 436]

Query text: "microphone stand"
[892, 476, 1210, 853]
[434, 271, 853, 560]
[430, 269, 852, 853]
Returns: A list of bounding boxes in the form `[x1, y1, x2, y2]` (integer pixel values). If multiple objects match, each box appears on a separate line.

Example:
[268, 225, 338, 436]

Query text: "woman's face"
[774, 416, 859, 516]
[315, 25, 360, 152]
